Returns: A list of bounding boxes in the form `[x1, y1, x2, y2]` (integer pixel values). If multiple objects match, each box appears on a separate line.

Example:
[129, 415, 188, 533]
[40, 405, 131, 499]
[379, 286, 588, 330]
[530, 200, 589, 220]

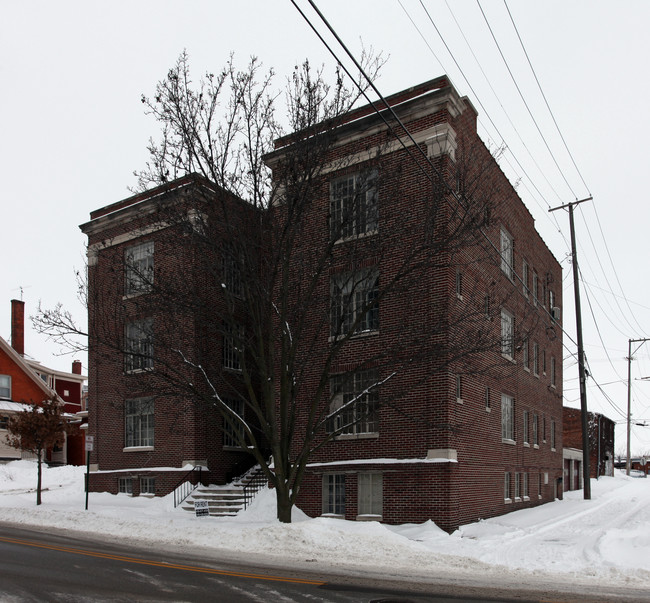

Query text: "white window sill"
[504, 498, 512, 504]
[551, 447, 556, 452]
[334, 432, 379, 441]
[456, 397, 463, 404]
[125, 367, 154, 375]
[123, 446, 154, 452]
[523, 496, 530, 502]
[502, 439, 516, 446]
[533, 444, 539, 449]
[329, 330, 379, 343]
[356, 514, 382, 522]
[334, 229, 378, 245]
[501, 353, 515, 363]
[524, 442, 530, 448]
[321, 513, 345, 519]
[485, 407, 491, 413]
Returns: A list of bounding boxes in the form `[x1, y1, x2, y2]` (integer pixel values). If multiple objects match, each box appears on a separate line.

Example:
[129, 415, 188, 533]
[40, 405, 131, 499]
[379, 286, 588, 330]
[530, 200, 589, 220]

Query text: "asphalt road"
[0, 523, 645, 603]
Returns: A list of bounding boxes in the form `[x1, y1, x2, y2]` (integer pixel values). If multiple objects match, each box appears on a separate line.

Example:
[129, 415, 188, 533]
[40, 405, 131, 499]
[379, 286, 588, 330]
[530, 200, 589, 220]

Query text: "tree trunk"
[275, 481, 293, 523]
[36, 449, 43, 506]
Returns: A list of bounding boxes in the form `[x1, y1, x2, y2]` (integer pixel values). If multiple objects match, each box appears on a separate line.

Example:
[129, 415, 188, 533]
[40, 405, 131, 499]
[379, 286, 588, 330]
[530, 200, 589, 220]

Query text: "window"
[523, 410, 529, 445]
[455, 271, 463, 298]
[533, 414, 539, 446]
[515, 472, 521, 500]
[543, 417, 547, 443]
[125, 397, 154, 448]
[501, 310, 514, 359]
[223, 322, 243, 371]
[331, 270, 379, 337]
[455, 375, 463, 402]
[125, 318, 154, 372]
[223, 398, 244, 448]
[222, 245, 243, 298]
[118, 477, 133, 495]
[542, 350, 547, 375]
[329, 369, 379, 435]
[0, 375, 11, 399]
[551, 357, 556, 387]
[0, 415, 8, 430]
[125, 241, 153, 296]
[523, 473, 529, 499]
[523, 337, 529, 371]
[522, 260, 529, 298]
[500, 228, 514, 279]
[504, 472, 511, 501]
[532, 271, 539, 306]
[140, 477, 155, 495]
[322, 474, 345, 516]
[551, 420, 556, 450]
[501, 394, 514, 442]
[485, 387, 491, 410]
[533, 342, 539, 376]
[358, 473, 383, 517]
[538, 473, 543, 499]
[549, 289, 555, 310]
[330, 171, 377, 240]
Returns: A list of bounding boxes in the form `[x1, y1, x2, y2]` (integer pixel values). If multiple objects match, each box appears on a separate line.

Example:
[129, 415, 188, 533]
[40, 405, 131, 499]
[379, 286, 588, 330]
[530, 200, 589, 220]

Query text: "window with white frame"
[330, 171, 378, 240]
[222, 322, 243, 371]
[533, 342, 539, 376]
[523, 472, 529, 499]
[0, 415, 8, 430]
[125, 241, 154, 296]
[501, 393, 515, 442]
[551, 357, 556, 387]
[485, 387, 491, 410]
[523, 337, 529, 371]
[542, 350, 547, 375]
[522, 260, 529, 298]
[140, 477, 155, 495]
[523, 410, 529, 445]
[0, 375, 11, 399]
[455, 271, 463, 298]
[532, 271, 539, 306]
[533, 414, 539, 446]
[455, 375, 462, 402]
[504, 472, 511, 501]
[331, 270, 379, 337]
[125, 318, 154, 372]
[118, 477, 133, 494]
[322, 474, 345, 516]
[500, 228, 514, 279]
[538, 473, 543, 498]
[501, 310, 514, 359]
[515, 472, 521, 500]
[223, 398, 245, 448]
[551, 420, 556, 449]
[125, 397, 154, 448]
[329, 369, 379, 436]
[358, 473, 383, 516]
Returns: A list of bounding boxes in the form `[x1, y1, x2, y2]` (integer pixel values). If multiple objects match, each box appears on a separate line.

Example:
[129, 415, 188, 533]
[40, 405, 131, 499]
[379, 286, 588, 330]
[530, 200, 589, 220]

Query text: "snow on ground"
[1, 460, 650, 593]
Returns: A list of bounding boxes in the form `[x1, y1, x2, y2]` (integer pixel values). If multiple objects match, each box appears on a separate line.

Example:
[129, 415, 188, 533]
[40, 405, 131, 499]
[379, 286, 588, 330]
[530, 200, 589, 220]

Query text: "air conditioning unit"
[551, 306, 561, 321]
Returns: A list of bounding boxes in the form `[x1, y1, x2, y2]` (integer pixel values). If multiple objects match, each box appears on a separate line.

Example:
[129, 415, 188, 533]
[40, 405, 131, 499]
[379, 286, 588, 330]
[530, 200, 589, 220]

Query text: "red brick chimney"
[72, 360, 82, 375]
[11, 299, 25, 356]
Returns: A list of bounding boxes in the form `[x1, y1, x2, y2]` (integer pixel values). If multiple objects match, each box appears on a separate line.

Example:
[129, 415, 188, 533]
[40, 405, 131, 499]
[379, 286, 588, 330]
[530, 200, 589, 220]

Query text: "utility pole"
[549, 197, 592, 499]
[626, 338, 650, 475]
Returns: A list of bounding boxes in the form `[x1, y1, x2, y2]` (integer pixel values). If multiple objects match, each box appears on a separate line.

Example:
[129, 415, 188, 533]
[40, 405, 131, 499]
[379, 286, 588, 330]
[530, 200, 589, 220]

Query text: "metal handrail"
[241, 467, 268, 509]
[173, 466, 203, 508]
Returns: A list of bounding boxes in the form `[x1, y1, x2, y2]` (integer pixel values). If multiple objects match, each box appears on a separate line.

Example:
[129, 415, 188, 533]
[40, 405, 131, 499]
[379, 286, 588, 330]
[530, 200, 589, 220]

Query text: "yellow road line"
[0, 535, 325, 586]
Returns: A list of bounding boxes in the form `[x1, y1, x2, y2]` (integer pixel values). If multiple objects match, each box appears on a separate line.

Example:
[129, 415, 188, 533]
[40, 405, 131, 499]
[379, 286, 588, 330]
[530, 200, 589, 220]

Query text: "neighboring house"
[0, 299, 87, 464]
[562, 407, 615, 490]
[81, 76, 563, 531]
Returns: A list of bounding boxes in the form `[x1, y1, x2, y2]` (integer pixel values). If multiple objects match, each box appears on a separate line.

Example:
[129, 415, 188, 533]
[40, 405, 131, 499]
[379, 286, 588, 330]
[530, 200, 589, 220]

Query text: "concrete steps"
[181, 465, 267, 517]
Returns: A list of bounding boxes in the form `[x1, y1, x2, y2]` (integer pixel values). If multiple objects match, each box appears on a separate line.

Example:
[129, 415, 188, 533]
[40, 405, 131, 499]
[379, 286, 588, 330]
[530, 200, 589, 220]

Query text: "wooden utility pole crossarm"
[549, 197, 592, 499]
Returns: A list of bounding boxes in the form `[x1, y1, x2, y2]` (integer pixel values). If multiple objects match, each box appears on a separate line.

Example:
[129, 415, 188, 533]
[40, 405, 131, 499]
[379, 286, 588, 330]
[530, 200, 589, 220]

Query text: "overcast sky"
[2, 1, 649, 453]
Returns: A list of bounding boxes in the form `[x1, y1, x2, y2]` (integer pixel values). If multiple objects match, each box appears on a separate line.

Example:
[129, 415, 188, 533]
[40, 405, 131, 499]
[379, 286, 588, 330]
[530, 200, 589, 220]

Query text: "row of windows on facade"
[500, 309, 558, 386]
[322, 472, 382, 517]
[504, 471, 548, 502]
[123, 396, 244, 449]
[122, 172, 377, 298]
[500, 392, 557, 449]
[118, 476, 155, 495]
[500, 228, 558, 314]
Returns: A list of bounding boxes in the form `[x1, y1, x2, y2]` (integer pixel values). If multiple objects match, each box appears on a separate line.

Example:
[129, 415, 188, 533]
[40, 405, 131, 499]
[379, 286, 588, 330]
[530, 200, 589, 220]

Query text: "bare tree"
[5, 399, 75, 505]
[36, 54, 536, 522]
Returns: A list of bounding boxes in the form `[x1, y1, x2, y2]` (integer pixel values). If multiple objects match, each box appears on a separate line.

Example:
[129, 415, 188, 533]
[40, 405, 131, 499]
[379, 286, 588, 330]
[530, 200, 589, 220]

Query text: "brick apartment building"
[563, 407, 615, 490]
[0, 299, 87, 465]
[81, 76, 563, 531]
